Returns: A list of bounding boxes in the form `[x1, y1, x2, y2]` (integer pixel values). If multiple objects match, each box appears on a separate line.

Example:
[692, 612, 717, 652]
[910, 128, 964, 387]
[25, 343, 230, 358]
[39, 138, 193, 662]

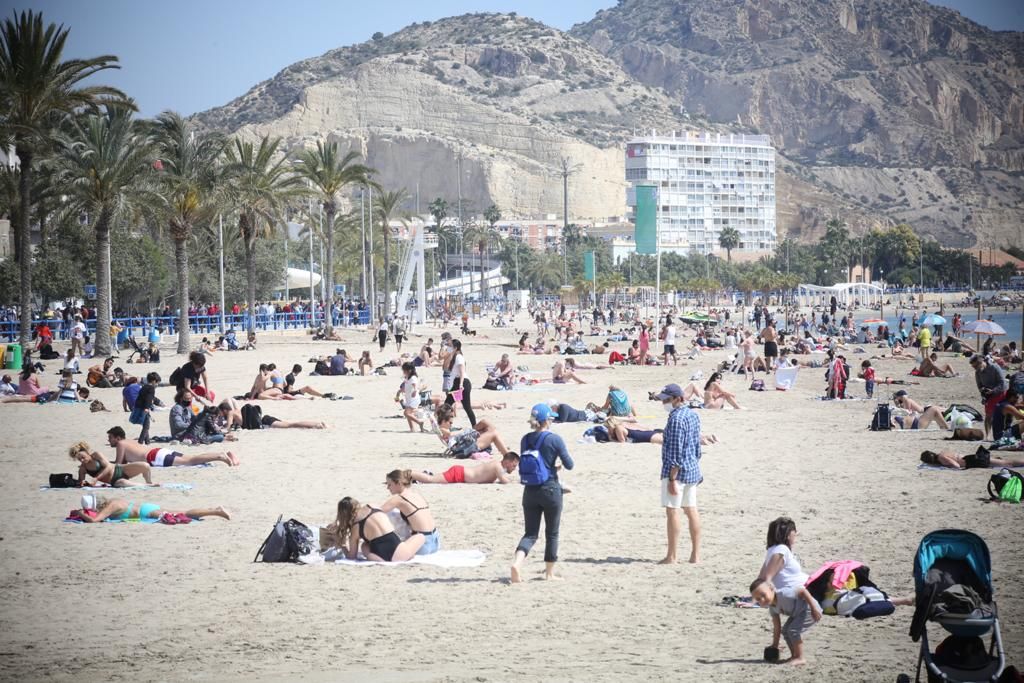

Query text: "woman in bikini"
[69, 442, 154, 487]
[381, 470, 440, 555]
[75, 494, 230, 523]
[358, 351, 374, 376]
[330, 496, 423, 562]
[703, 372, 743, 410]
[433, 404, 510, 455]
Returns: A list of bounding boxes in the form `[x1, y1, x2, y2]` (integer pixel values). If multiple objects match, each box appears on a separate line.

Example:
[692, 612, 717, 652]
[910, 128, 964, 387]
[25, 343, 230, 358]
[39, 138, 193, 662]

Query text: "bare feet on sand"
[227, 452, 240, 466]
[215, 506, 231, 520]
[657, 557, 678, 565]
[510, 565, 522, 584]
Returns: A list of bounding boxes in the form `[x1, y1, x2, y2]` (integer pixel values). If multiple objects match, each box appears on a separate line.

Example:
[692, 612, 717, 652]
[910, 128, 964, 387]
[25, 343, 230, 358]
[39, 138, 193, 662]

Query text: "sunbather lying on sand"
[920, 448, 1024, 469]
[409, 453, 521, 484]
[74, 494, 230, 522]
[106, 426, 238, 466]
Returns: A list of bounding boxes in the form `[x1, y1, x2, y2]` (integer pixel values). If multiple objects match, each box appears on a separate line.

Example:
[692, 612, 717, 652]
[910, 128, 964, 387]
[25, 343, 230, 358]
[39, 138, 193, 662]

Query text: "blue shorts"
[416, 529, 441, 555]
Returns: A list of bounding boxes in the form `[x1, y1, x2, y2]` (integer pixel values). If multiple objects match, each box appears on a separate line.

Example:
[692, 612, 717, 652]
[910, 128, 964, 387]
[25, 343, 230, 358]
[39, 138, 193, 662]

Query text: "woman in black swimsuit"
[381, 470, 440, 555]
[332, 496, 422, 562]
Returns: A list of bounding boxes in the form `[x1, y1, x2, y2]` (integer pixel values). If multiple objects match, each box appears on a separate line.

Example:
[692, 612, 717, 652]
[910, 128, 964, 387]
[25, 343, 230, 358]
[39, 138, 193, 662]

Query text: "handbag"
[49, 473, 76, 488]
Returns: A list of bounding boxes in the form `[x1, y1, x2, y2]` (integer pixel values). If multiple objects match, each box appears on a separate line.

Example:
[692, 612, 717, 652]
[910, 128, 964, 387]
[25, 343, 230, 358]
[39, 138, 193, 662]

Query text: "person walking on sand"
[510, 403, 574, 583]
[655, 383, 702, 564]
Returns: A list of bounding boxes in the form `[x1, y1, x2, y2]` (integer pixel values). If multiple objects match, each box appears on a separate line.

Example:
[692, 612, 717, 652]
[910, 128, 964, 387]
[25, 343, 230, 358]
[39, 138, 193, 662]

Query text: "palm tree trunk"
[479, 246, 485, 307]
[93, 208, 113, 357]
[16, 144, 33, 349]
[324, 202, 335, 335]
[174, 237, 190, 354]
[383, 222, 391, 316]
[241, 214, 257, 333]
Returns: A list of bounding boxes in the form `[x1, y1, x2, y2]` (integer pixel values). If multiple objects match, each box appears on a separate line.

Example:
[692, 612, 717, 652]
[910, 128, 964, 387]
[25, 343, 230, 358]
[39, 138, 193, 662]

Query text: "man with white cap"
[655, 383, 702, 564]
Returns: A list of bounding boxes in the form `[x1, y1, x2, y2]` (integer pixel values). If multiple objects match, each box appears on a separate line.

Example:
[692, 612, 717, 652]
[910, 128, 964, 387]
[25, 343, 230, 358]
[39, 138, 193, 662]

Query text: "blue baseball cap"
[655, 383, 683, 401]
[531, 403, 552, 422]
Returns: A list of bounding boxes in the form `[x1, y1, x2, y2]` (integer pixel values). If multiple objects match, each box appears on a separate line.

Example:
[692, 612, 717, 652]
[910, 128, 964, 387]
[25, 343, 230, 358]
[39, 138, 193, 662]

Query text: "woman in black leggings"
[443, 339, 477, 427]
[510, 403, 575, 583]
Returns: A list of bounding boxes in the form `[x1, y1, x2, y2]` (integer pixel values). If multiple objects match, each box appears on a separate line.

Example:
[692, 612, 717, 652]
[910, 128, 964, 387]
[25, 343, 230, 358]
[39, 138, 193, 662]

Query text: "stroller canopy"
[913, 529, 992, 600]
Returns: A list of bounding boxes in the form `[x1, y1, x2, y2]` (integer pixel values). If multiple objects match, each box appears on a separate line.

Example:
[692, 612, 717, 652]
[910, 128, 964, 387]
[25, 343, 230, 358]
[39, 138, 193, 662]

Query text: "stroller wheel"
[895, 675, 910, 683]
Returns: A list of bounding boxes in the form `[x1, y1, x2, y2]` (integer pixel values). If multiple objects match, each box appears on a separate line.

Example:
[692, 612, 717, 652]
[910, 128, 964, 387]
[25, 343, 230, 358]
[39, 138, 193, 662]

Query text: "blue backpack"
[518, 432, 552, 485]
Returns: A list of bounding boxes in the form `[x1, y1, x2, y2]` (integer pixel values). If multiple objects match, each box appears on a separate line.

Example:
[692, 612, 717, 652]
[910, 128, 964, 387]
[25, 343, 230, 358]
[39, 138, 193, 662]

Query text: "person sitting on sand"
[920, 447, 1024, 470]
[74, 494, 230, 523]
[86, 357, 117, 388]
[891, 390, 949, 430]
[380, 469, 440, 555]
[170, 389, 238, 443]
[703, 373, 742, 410]
[433, 404, 510, 455]
[284, 364, 325, 398]
[69, 442, 154, 487]
[327, 496, 423, 562]
[358, 351, 374, 376]
[592, 385, 637, 419]
[489, 353, 515, 388]
[408, 453, 521, 485]
[992, 388, 1024, 441]
[172, 351, 215, 405]
[215, 398, 327, 430]
[417, 340, 436, 367]
[918, 353, 956, 378]
[106, 426, 238, 467]
[329, 349, 349, 376]
[395, 362, 427, 433]
[552, 358, 586, 384]
[246, 364, 302, 401]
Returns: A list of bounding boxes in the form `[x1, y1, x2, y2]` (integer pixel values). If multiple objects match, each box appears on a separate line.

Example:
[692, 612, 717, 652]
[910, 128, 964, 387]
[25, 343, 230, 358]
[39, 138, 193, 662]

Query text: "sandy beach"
[1, 314, 1020, 682]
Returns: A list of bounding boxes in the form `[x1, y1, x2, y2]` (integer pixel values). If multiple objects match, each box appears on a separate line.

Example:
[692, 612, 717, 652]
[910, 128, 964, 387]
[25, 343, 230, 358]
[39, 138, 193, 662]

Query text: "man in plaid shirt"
[655, 383, 702, 564]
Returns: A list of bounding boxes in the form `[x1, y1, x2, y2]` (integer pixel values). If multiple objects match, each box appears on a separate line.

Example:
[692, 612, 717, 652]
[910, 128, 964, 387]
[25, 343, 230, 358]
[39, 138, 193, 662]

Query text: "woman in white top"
[443, 339, 477, 427]
[377, 320, 389, 351]
[756, 517, 809, 658]
[396, 362, 426, 432]
[64, 348, 80, 373]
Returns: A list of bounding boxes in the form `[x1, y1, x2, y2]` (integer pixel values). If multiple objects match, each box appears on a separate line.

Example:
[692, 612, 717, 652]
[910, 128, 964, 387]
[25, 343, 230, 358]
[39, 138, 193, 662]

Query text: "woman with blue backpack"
[510, 403, 574, 584]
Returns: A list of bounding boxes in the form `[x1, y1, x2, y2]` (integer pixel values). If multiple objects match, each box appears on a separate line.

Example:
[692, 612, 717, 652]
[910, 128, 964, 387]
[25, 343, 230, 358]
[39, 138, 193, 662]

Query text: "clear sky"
[16, 0, 1023, 118]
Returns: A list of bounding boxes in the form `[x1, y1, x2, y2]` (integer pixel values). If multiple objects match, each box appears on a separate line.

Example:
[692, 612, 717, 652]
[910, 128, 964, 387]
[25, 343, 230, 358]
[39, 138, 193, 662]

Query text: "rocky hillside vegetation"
[195, 5, 1024, 248]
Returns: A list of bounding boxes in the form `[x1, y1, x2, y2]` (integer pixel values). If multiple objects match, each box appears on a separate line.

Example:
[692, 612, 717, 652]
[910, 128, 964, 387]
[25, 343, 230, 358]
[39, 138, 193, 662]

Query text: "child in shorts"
[749, 577, 822, 665]
[859, 360, 876, 398]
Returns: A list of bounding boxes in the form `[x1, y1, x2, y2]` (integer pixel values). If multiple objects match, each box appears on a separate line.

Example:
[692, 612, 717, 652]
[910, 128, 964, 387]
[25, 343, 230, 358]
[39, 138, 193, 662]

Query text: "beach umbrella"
[918, 313, 946, 327]
[961, 320, 1006, 336]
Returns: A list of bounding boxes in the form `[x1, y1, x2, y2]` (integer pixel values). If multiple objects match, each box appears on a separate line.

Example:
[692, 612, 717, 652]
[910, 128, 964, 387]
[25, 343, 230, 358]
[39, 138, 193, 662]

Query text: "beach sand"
[1, 316, 1020, 682]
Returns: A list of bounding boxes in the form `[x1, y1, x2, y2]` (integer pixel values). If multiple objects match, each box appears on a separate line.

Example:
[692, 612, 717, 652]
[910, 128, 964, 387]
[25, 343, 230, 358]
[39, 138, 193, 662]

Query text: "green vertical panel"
[635, 184, 657, 254]
[584, 251, 595, 281]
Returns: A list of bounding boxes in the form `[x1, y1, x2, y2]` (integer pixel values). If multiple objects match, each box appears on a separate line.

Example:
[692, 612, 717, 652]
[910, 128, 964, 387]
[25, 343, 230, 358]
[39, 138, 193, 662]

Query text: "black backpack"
[444, 430, 479, 459]
[48, 473, 76, 488]
[870, 403, 891, 431]
[241, 403, 263, 430]
[168, 366, 183, 388]
[988, 468, 1024, 501]
[253, 515, 317, 563]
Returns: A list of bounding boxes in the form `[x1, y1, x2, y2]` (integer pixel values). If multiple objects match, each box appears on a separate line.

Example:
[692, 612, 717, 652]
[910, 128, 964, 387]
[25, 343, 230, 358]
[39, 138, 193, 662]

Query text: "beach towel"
[322, 548, 486, 567]
[63, 514, 202, 524]
[774, 366, 799, 391]
[41, 482, 194, 491]
[917, 463, 1002, 471]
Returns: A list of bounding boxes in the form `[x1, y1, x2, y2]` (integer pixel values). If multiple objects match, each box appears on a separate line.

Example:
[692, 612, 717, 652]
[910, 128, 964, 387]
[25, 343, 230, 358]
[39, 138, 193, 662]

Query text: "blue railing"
[0, 310, 372, 342]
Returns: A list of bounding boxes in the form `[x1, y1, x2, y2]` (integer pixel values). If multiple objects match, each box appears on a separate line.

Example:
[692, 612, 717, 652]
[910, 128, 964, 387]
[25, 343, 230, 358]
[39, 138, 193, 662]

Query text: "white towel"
[774, 366, 799, 391]
[323, 548, 486, 567]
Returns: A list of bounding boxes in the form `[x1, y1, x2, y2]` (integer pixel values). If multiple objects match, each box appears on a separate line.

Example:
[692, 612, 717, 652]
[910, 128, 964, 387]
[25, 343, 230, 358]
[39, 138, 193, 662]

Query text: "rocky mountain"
[195, 4, 1024, 248]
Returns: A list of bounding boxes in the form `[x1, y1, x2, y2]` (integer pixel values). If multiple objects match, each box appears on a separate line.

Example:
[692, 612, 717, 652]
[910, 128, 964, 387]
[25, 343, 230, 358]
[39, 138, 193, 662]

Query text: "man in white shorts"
[106, 426, 238, 466]
[662, 316, 678, 365]
[655, 383, 702, 564]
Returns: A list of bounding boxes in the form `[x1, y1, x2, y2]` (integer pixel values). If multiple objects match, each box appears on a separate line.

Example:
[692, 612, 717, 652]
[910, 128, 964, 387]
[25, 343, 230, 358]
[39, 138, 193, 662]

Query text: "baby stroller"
[906, 530, 1005, 682]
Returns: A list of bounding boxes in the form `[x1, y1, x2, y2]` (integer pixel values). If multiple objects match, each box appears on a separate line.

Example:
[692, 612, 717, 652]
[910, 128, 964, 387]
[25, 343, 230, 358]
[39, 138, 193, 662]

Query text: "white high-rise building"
[625, 131, 776, 255]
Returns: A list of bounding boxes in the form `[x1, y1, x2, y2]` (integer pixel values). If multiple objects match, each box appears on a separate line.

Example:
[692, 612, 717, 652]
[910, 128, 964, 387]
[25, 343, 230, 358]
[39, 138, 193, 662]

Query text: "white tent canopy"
[279, 267, 321, 291]
[794, 282, 884, 308]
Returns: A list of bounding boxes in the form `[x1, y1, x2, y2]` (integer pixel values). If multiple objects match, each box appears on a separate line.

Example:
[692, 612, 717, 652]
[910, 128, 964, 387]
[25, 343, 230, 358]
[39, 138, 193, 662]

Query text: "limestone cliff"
[571, 0, 1024, 246]
[194, 7, 1024, 248]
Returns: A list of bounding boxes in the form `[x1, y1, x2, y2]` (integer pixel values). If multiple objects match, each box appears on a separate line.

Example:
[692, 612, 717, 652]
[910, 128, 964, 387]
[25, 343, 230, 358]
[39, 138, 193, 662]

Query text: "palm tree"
[374, 188, 410, 316]
[428, 197, 450, 278]
[0, 10, 128, 346]
[150, 111, 225, 353]
[523, 252, 563, 293]
[56, 105, 153, 356]
[465, 221, 502, 303]
[293, 141, 372, 334]
[223, 134, 305, 331]
[718, 226, 740, 262]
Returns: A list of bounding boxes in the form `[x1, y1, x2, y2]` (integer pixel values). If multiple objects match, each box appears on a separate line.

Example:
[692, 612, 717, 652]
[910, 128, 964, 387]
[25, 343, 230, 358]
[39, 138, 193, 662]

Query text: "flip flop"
[159, 512, 178, 525]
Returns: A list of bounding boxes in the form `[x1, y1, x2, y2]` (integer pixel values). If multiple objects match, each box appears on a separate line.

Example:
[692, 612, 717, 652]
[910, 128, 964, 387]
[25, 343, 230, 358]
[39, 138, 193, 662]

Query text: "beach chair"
[904, 529, 1005, 682]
